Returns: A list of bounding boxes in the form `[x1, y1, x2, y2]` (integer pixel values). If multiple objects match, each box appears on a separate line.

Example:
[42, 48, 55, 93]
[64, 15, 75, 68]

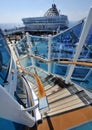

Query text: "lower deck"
[26, 106, 92, 130]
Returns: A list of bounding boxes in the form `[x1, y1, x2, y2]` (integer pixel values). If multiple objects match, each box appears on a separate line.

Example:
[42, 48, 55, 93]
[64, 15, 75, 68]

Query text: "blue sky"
[0, 0, 92, 23]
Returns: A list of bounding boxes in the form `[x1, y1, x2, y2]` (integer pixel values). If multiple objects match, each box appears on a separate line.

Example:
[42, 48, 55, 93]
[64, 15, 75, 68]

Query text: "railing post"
[13, 41, 20, 58]
[48, 35, 52, 74]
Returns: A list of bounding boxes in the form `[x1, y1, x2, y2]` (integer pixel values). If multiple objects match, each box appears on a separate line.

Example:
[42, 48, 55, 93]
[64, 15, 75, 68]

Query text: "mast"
[65, 7, 92, 84]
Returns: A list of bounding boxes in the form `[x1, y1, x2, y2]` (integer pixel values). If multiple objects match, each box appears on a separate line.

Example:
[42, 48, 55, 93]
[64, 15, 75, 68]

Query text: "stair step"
[43, 94, 86, 117]
[47, 88, 71, 103]
[22, 99, 27, 104]
[17, 94, 27, 99]
[49, 95, 82, 108]
[34, 84, 52, 92]
[44, 102, 85, 117]
[45, 85, 61, 96]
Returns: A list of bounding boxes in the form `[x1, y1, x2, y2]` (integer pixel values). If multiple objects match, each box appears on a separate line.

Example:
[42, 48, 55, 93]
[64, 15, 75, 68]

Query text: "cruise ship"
[22, 4, 69, 35]
[0, 7, 92, 130]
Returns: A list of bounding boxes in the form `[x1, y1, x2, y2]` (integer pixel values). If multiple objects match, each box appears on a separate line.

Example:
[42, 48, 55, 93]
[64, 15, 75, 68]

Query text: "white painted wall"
[0, 85, 35, 127]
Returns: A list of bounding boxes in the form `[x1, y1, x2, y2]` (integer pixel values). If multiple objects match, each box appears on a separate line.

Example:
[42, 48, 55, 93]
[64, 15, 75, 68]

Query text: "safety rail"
[17, 65, 49, 114]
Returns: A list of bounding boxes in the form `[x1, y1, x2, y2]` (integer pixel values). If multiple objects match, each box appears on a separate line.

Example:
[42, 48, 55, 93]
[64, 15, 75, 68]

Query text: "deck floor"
[26, 106, 92, 130]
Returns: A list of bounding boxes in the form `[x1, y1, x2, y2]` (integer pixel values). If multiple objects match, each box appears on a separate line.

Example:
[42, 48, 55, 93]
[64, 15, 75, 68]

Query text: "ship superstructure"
[22, 4, 69, 34]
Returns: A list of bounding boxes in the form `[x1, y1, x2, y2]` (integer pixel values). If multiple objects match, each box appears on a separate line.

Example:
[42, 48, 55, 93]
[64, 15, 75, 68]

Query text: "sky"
[0, 0, 92, 23]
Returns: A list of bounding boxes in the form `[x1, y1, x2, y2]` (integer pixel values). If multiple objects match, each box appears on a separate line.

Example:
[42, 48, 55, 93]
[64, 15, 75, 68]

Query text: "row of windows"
[26, 24, 66, 30]
[22, 16, 68, 24]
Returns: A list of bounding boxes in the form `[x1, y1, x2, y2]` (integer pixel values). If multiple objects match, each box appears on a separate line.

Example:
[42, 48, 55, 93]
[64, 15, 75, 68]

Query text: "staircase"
[15, 72, 92, 120]
[33, 74, 92, 118]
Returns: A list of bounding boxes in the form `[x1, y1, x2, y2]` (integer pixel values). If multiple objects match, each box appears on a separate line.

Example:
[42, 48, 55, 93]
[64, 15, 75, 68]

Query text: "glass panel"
[30, 36, 48, 59]
[19, 57, 32, 68]
[51, 21, 84, 60]
[51, 63, 68, 77]
[79, 25, 92, 59]
[15, 36, 29, 57]
[0, 30, 11, 85]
